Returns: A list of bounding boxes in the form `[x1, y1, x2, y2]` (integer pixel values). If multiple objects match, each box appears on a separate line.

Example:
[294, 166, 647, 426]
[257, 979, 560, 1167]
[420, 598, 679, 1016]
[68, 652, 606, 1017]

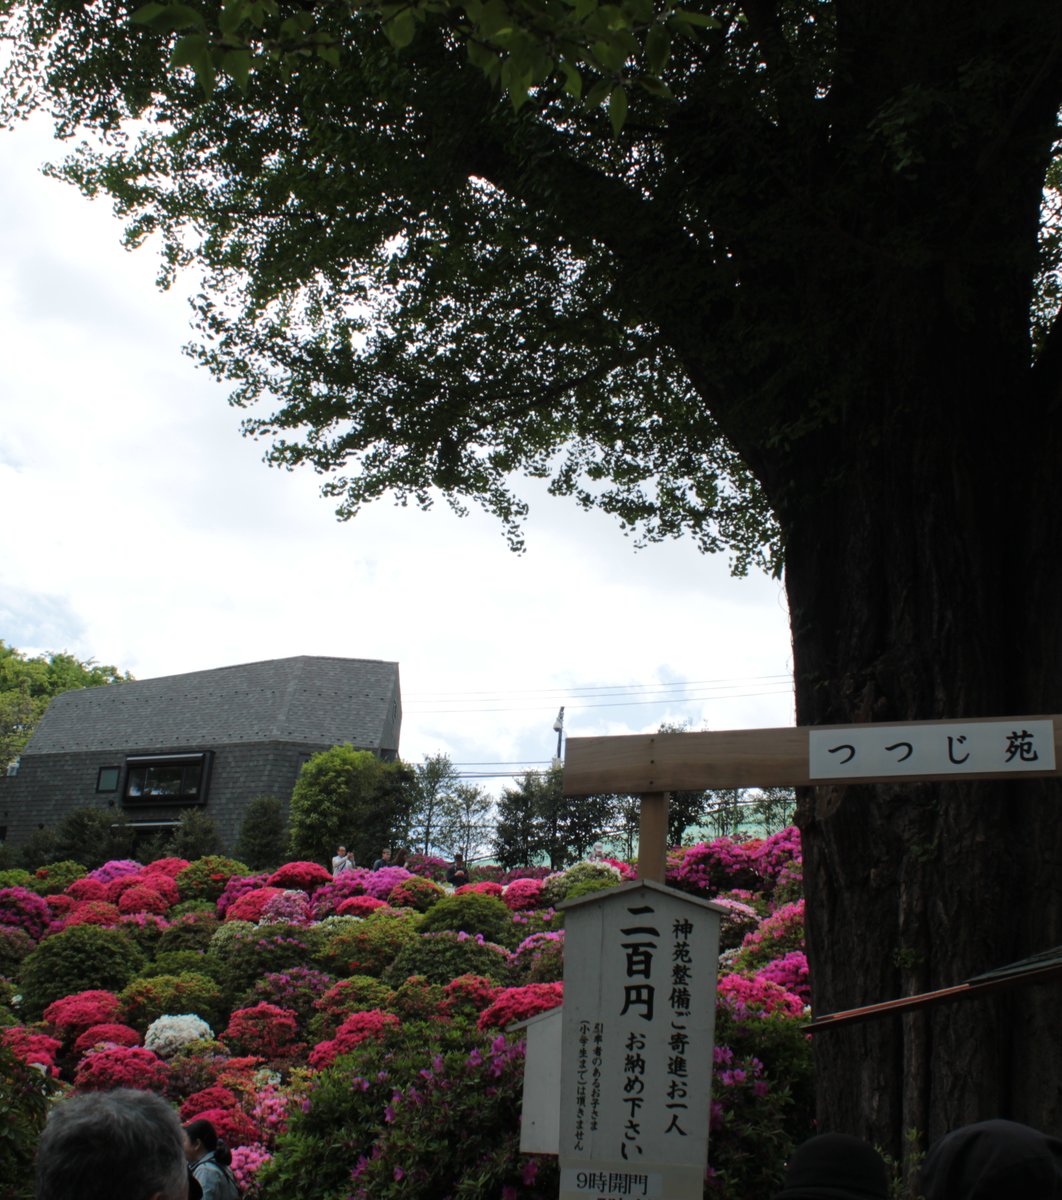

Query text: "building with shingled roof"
[0, 655, 401, 848]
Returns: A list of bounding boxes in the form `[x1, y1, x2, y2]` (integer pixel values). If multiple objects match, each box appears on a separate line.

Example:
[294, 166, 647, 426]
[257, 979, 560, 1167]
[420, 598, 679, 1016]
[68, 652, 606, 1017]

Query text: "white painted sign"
[560, 1168, 663, 1198]
[809, 720, 1056, 780]
[557, 881, 723, 1200]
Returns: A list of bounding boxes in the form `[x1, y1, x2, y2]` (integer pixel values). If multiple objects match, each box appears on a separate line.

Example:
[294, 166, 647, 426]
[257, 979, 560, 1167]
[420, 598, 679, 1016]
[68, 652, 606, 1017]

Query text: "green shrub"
[169, 899, 215, 918]
[120, 971, 224, 1030]
[157, 911, 219, 954]
[0, 871, 32, 890]
[176, 855, 249, 903]
[309, 975, 396, 1040]
[384, 931, 513, 987]
[387, 875, 445, 913]
[18, 925, 145, 1018]
[418, 892, 515, 946]
[26, 860, 86, 896]
[0, 926, 35, 979]
[542, 861, 622, 906]
[234, 795, 290, 870]
[0, 1041, 59, 1200]
[170, 810, 223, 860]
[209, 921, 317, 998]
[49, 807, 135, 870]
[313, 911, 419, 978]
[147, 949, 224, 981]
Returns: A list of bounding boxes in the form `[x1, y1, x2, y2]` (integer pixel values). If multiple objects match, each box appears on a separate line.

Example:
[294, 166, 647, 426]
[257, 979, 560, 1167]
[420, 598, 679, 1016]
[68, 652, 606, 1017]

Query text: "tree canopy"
[7, 0, 1062, 1163]
[0, 640, 129, 765]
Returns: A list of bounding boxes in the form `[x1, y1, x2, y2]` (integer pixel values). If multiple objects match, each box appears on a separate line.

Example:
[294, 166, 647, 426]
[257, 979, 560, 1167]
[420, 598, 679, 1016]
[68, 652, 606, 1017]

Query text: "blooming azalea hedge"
[2, 832, 810, 1200]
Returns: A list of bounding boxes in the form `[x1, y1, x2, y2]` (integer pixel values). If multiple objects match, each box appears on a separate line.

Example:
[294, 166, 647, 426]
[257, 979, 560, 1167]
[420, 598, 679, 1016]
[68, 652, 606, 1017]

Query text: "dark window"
[124, 753, 211, 805]
[96, 766, 120, 793]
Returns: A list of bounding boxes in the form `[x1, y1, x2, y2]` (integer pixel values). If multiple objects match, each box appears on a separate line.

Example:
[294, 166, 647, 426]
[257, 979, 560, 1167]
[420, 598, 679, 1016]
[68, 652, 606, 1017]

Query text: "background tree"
[288, 745, 416, 866]
[9, 0, 1062, 1157]
[491, 771, 544, 870]
[234, 794, 289, 869]
[170, 807, 222, 859]
[409, 752, 461, 856]
[46, 807, 136, 871]
[0, 641, 129, 765]
[434, 781, 495, 862]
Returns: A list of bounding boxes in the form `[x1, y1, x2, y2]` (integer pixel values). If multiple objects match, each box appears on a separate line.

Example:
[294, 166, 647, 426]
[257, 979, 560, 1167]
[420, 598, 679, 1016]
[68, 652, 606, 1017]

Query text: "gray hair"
[36, 1089, 187, 1200]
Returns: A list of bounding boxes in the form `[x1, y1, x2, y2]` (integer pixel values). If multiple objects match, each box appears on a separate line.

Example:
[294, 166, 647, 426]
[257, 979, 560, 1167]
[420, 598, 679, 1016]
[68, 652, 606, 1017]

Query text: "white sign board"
[558, 881, 722, 1200]
[809, 719, 1056, 780]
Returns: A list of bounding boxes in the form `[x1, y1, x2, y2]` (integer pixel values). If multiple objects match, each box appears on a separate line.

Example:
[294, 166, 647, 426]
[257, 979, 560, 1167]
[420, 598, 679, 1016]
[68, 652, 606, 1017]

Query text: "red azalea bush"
[311, 976, 396, 1038]
[182, 1105, 259, 1147]
[501, 878, 545, 911]
[59, 900, 122, 929]
[225, 887, 286, 923]
[405, 853, 448, 882]
[180, 1086, 243, 1120]
[66, 877, 108, 903]
[336, 895, 389, 918]
[44, 989, 123, 1037]
[442, 973, 499, 1018]
[267, 861, 332, 892]
[223, 1003, 303, 1059]
[74, 1044, 170, 1091]
[387, 875, 445, 912]
[118, 886, 171, 916]
[0, 886, 53, 940]
[455, 881, 504, 898]
[476, 982, 564, 1030]
[308, 1008, 400, 1069]
[142, 857, 192, 879]
[73, 1022, 142, 1055]
[104, 874, 146, 903]
[46, 894, 76, 918]
[2, 1027, 62, 1073]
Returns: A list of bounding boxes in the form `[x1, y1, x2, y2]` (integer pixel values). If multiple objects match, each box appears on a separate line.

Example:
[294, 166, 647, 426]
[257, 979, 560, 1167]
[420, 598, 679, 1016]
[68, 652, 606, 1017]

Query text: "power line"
[406, 672, 790, 703]
[405, 685, 793, 717]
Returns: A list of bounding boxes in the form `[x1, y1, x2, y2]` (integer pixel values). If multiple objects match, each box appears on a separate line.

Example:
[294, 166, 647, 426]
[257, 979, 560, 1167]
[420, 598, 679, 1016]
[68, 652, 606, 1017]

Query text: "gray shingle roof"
[24, 656, 401, 754]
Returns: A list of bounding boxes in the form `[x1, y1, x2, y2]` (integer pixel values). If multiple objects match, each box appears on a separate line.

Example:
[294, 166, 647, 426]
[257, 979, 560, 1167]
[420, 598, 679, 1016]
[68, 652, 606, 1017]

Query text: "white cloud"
[0, 117, 794, 793]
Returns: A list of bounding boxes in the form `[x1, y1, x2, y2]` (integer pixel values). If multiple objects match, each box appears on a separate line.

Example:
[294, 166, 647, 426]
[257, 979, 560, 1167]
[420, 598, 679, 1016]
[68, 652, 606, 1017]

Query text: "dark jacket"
[190, 1152, 239, 1200]
[921, 1119, 1062, 1200]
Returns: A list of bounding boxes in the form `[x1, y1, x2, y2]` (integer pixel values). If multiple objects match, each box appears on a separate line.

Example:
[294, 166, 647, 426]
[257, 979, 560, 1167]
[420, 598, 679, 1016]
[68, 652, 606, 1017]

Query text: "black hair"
[182, 1118, 232, 1167]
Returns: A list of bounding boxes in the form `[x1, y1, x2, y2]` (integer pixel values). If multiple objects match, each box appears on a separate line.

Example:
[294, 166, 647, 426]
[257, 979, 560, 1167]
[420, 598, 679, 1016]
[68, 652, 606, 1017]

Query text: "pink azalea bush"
[142, 857, 191, 880]
[717, 973, 805, 1019]
[733, 899, 806, 972]
[501, 878, 545, 911]
[0, 886, 53, 941]
[216, 874, 271, 917]
[455, 881, 504, 898]
[260, 890, 313, 925]
[757, 950, 811, 1002]
[311, 871, 372, 917]
[65, 877, 108, 903]
[88, 860, 143, 885]
[364, 866, 413, 900]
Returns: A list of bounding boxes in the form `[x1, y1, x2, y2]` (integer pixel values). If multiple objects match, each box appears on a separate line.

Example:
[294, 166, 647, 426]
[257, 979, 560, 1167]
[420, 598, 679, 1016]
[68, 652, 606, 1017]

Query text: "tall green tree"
[0, 641, 128, 764]
[288, 745, 416, 866]
[409, 752, 460, 856]
[9, 0, 1062, 1156]
[435, 781, 495, 862]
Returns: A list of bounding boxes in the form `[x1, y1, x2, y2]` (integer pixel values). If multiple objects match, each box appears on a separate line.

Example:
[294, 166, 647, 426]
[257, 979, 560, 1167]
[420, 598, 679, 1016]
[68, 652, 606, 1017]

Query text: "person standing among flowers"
[331, 845, 354, 876]
[183, 1119, 239, 1200]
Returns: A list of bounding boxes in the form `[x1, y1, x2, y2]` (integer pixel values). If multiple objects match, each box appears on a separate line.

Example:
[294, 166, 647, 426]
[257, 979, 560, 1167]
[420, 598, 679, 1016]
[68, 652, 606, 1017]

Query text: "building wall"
[0, 739, 348, 850]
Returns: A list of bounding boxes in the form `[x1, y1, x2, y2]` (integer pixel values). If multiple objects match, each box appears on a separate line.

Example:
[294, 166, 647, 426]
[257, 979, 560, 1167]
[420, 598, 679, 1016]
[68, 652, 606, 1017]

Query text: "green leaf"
[384, 8, 417, 49]
[644, 24, 670, 74]
[222, 48, 252, 91]
[671, 8, 721, 27]
[560, 59, 583, 98]
[133, 2, 207, 32]
[584, 78, 611, 107]
[170, 32, 209, 69]
[317, 43, 341, 67]
[638, 75, 673, 99]
[609, 83, 627, 133]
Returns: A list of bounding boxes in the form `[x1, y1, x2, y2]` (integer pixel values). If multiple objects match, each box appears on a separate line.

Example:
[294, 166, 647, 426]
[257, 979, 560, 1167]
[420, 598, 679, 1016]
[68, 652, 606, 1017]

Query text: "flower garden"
[0, 830, 812, 1200]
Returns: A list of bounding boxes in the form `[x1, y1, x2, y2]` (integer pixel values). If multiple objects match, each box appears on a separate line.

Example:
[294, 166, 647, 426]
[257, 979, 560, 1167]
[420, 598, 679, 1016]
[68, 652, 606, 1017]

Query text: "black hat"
[774, 1132, 889, 1200]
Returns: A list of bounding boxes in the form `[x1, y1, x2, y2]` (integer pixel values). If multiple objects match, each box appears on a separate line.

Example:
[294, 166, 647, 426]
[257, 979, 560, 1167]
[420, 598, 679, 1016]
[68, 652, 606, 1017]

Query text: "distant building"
[0, 655, 401, 848]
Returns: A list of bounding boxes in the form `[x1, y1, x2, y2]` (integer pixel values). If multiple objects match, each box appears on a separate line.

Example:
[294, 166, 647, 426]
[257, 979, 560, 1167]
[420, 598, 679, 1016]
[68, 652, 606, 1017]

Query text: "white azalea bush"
[144, 1013, 214, 1058]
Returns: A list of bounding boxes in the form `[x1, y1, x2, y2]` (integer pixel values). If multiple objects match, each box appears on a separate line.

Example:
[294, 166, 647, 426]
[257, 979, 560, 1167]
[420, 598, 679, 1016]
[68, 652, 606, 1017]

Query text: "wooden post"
[637, 791, 669, 882]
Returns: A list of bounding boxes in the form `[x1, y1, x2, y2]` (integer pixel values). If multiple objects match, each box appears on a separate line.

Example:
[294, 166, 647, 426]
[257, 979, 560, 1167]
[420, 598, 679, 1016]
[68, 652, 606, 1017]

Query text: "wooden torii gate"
[562, 713, 1062, 1026]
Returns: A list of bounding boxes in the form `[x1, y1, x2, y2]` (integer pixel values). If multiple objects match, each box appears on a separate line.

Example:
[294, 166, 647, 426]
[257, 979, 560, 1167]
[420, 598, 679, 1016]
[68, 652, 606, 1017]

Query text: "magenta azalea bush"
[5, 831, 811, 1200]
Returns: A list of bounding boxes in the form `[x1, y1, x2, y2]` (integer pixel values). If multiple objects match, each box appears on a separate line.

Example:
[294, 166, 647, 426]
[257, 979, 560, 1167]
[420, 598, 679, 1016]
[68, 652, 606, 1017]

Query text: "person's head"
[380, 848, 391, 861]
[454, 852, 464, 864]
[182, 1118, 231, 1168]
[36, 1088, 188, 1200]
[774, 1132, 888, 1200]
[593, 842, 604, 856]
[337, 845, 347, 856]
[920, 1119, 1062, 1200]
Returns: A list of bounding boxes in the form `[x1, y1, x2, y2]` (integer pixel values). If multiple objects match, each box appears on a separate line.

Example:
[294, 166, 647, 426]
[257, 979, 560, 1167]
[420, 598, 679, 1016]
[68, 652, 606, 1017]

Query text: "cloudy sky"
[0, 115, 795, 791]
